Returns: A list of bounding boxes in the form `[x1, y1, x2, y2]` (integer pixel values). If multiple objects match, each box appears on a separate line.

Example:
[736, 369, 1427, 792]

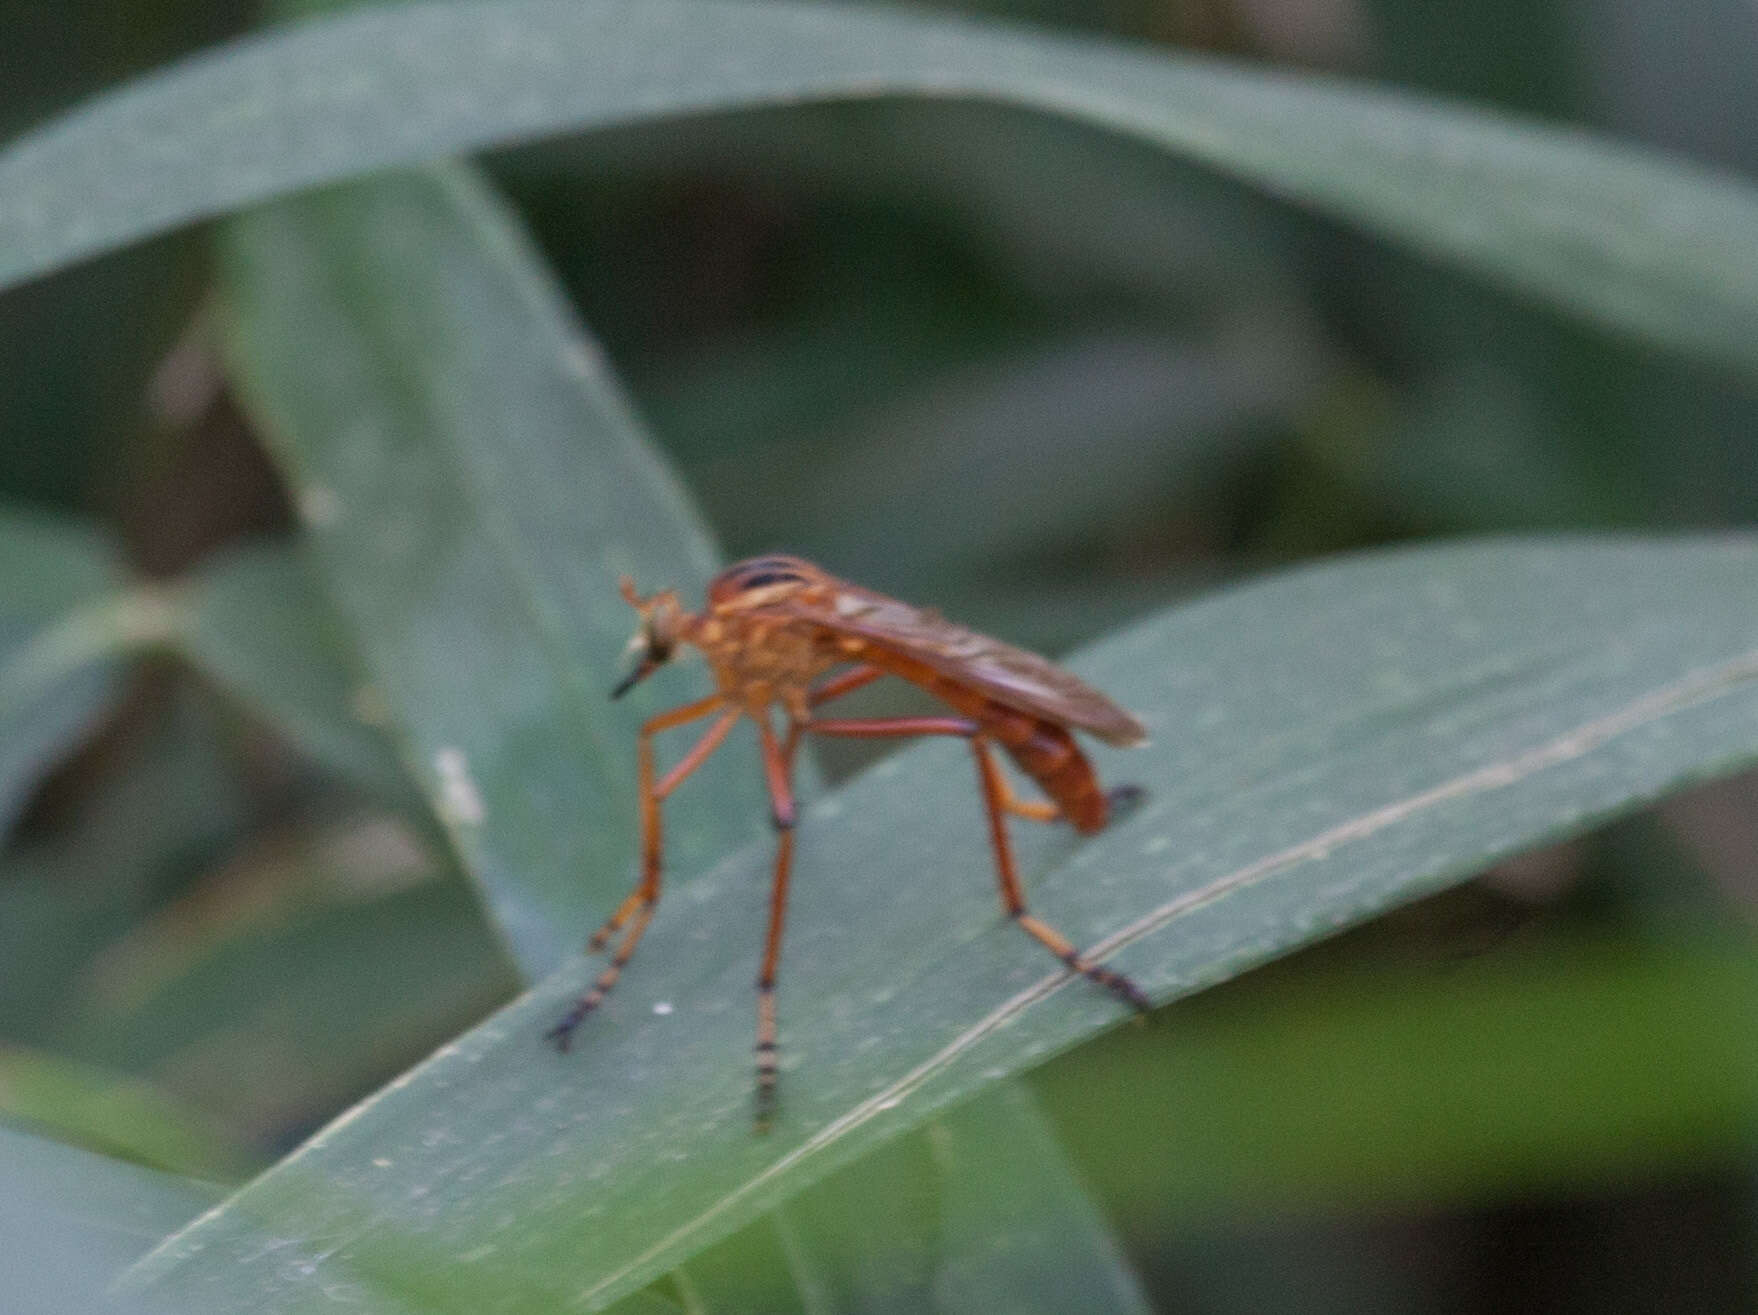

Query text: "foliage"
[1, 0, 1756, 1310]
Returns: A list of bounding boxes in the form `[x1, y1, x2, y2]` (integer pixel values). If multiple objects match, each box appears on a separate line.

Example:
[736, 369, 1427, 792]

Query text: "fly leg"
[970, 737, 1149, 1011]
[994, 776, 1061, 824]
[730, 664, 887, 1128]
[798, 666, 1068, 825]
[547, 696, 740, 1048]
[804, 716, 1150, 1012]
[752, 717, 798, 1131]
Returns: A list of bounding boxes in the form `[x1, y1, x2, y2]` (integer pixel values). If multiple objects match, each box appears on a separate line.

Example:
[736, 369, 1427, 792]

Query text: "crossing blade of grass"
[0, 515, 431, 838]
[0, 1046, 255, 1183]
[679, 1077, 1151, 1313]
[125, 537, 1758, 1311]
[63, 873, 517, 1149]
[0, 1124, 221, 1315]
[2, 1, 1758, 371]
[0, 508, 148, 837]
[216, 164, 751, 979]
[176, 541, 423, 812]
[926, 1080, 1152, 1314]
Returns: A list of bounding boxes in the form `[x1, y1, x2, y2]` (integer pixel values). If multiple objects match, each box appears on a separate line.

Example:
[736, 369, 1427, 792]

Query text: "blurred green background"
[3, 0, 1757, 1311]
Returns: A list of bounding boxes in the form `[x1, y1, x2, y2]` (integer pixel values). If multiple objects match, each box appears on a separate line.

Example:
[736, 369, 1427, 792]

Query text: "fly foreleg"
[547, 696, 739, 1049]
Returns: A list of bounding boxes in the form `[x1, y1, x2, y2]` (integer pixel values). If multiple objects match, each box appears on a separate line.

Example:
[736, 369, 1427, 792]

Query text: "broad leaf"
[128, 537, 1758, 1310]
[1, 2, 1757, 370]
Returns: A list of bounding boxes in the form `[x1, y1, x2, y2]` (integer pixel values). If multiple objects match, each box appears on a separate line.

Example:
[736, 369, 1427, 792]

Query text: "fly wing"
[773, 582, 1146, 746]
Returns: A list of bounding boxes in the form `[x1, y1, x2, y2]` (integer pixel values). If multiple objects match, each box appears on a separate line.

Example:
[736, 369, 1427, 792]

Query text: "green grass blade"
[679, 1078, 1149, 1313]
[176, 541, 422, 809]
[0, 1046, 254, 1183]
[216, 164, 751, 979]
[2, 2, 1758, 369]
[64, 873, 516, 1150]
[0, 508, 143, 837]
[0, 1124, 220, 1314]
[926, 1081, 1153, 1313]
[123, 536, 1758, 1310]
[1033, 936, 1758, 1220]
[0, 689, 251, 1049]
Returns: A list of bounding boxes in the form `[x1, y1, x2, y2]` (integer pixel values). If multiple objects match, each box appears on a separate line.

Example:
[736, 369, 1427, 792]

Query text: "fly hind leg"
[995, 773, 1060, 824]
[969, 737, 1150, 1012]
[803, 715, 1150, 1013]
[996, 769, 1145, 827]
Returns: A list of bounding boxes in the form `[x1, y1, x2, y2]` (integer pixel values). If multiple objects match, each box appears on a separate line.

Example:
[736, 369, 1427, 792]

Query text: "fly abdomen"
[983, 706, 1109, 834]
[900, 662, 1113, 834]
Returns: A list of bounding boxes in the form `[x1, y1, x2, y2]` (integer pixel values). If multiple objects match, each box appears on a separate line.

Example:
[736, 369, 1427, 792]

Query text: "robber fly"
[547, 555, 1149, 1127]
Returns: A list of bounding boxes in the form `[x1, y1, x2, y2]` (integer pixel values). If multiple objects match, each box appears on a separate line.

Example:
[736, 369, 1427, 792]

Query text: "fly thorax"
[703, 617, 829, 706]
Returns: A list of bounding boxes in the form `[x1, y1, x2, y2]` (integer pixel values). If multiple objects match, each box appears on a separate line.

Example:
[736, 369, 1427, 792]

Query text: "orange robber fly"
[547, 555, 1150, 1127]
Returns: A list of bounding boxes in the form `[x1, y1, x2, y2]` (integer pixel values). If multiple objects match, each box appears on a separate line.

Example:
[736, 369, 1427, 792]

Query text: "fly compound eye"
[736, 570, 805, 591]
[645, 593, 684, 655]
[728, 558, 811, 592]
